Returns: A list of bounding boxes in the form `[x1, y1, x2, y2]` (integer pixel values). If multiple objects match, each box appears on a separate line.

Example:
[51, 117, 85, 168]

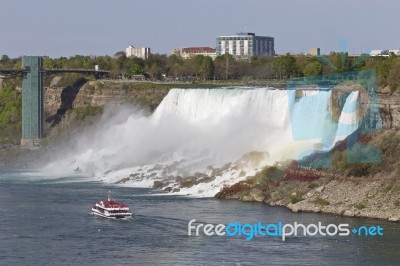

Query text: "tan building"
[309, 48, 321, 56]
[172, 47, 217, 59]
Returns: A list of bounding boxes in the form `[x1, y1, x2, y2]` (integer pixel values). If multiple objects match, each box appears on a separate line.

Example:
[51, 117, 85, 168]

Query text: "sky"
[1, 0, 399, 58]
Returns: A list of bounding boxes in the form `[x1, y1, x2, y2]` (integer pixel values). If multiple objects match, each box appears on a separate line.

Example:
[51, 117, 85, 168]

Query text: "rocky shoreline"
[216, 176, 400, 222]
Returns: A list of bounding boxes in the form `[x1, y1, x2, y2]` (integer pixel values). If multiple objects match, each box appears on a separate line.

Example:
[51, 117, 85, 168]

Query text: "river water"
[0, 170, 399, 266]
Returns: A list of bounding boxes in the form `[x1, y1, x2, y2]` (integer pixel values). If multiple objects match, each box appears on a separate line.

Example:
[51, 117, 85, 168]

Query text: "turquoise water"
[0, 171, 399, 265]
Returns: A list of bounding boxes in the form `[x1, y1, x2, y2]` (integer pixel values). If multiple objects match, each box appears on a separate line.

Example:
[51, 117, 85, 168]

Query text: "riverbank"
[216, 130, 400, 222]
[217, 176, 400, 222]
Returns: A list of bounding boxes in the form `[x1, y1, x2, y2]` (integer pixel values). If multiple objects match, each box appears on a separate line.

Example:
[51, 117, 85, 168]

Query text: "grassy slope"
[0, 85, 22, 144]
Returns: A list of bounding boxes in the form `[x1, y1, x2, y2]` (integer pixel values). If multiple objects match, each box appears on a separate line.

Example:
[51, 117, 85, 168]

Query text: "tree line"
[1, 52, 400, 91]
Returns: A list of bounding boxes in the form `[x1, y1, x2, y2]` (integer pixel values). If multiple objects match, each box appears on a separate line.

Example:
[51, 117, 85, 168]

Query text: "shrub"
[354, 202, 366, 210]
[290, 192, 304, 204]
[73, 106, 103, 121]
[346, 164, 371, 177]
[314, 197, 330, 206]
[246, 165, 284, 186]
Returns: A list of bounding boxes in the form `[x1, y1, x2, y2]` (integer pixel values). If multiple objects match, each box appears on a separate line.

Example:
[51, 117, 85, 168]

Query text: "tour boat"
[91, 192, 132, 219]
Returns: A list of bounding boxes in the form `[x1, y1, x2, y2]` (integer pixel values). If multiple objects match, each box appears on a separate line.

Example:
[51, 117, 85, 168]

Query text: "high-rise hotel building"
[216, 32, 274, 59]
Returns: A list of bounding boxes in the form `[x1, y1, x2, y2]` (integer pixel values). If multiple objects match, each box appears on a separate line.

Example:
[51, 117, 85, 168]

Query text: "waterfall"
[44, 87, 360, 196]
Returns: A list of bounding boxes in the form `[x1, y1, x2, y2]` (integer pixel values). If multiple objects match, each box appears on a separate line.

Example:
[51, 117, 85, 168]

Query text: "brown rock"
[343, 210, 355, 217]
[250, 188, 265, 202]
[242, 196, 254, 202]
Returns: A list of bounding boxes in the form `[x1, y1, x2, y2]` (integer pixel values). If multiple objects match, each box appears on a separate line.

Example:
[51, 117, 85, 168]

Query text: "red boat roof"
[100, 199, 129, 208]
[96, 192, 129, 208]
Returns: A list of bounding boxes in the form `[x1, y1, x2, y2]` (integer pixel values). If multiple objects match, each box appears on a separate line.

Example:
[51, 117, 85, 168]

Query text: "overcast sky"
[1, 0, 399, 58]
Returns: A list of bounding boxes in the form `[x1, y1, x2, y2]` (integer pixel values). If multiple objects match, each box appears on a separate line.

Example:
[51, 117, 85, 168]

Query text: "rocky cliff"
[1, 78, 173, 166]
[43, 78, 171, 135]
[377, 93, 400, 129]
[45, 79, 171, 115]
[44, 79, 400, 131]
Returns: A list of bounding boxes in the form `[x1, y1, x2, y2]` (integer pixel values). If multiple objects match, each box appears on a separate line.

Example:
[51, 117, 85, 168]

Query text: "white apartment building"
[126, 45, 151, 59]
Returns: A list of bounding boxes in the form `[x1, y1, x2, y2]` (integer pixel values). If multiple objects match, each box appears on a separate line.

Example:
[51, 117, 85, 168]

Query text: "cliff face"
[44, 80, 400, 134]
[377, 93, 400, 129]
[327, 85, 400, 131]
[45, 79, 171, 115]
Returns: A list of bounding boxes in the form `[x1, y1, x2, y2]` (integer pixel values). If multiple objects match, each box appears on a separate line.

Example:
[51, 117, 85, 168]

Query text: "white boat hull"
[91, 208, 132, 219]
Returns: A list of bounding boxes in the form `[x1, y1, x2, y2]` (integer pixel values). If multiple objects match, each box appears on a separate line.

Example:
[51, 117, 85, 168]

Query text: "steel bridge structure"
[0, 56, 109, 147]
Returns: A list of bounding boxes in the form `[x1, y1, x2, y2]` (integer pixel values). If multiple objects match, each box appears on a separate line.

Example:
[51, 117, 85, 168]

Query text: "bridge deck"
[0, 68, 109, 76]
[44, 68, 109, 74]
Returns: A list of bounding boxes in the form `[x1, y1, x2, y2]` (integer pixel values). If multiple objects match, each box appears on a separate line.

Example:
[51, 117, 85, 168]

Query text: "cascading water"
[43, 87, 360, 197]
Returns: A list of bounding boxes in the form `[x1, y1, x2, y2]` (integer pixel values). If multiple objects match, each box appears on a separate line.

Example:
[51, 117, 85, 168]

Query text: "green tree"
[145, 54, 168, 74]
[283, 53, 299, 78]
[214, 54, 235, 80]
[0, 55, 10, 63]
[249, 57, 273, 79]
[146, 64, 162, 79]
[166, 55, 183, 76]
[199, 56, 214, 80]
[387, 60, 400, 93]
[94, 56, 114, 71]
[333, 52, 352, 73]
[376, 54, 397, 87]
[303, 62, 323, 76]
[0, 55, 15, 68]
[191, 55, 205, 78]
[114, 51, 126, 59]
[272, 53, 299, 79]
[127, 63, 145, 77]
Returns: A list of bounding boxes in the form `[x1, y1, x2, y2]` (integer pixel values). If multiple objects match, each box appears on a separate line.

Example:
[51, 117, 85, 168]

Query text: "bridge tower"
[21, 56, 44, 147]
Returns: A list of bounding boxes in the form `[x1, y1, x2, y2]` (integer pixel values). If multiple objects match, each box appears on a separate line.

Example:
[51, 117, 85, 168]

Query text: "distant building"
[126, 45, 151, 59]
[309, 48, 321, 56]
[131, 74, 146, 81]
[389, 50, 400, 55]
[216, 32, 274, 59]
[369, 49, 400, 57]
[172, 47, 216, 59]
